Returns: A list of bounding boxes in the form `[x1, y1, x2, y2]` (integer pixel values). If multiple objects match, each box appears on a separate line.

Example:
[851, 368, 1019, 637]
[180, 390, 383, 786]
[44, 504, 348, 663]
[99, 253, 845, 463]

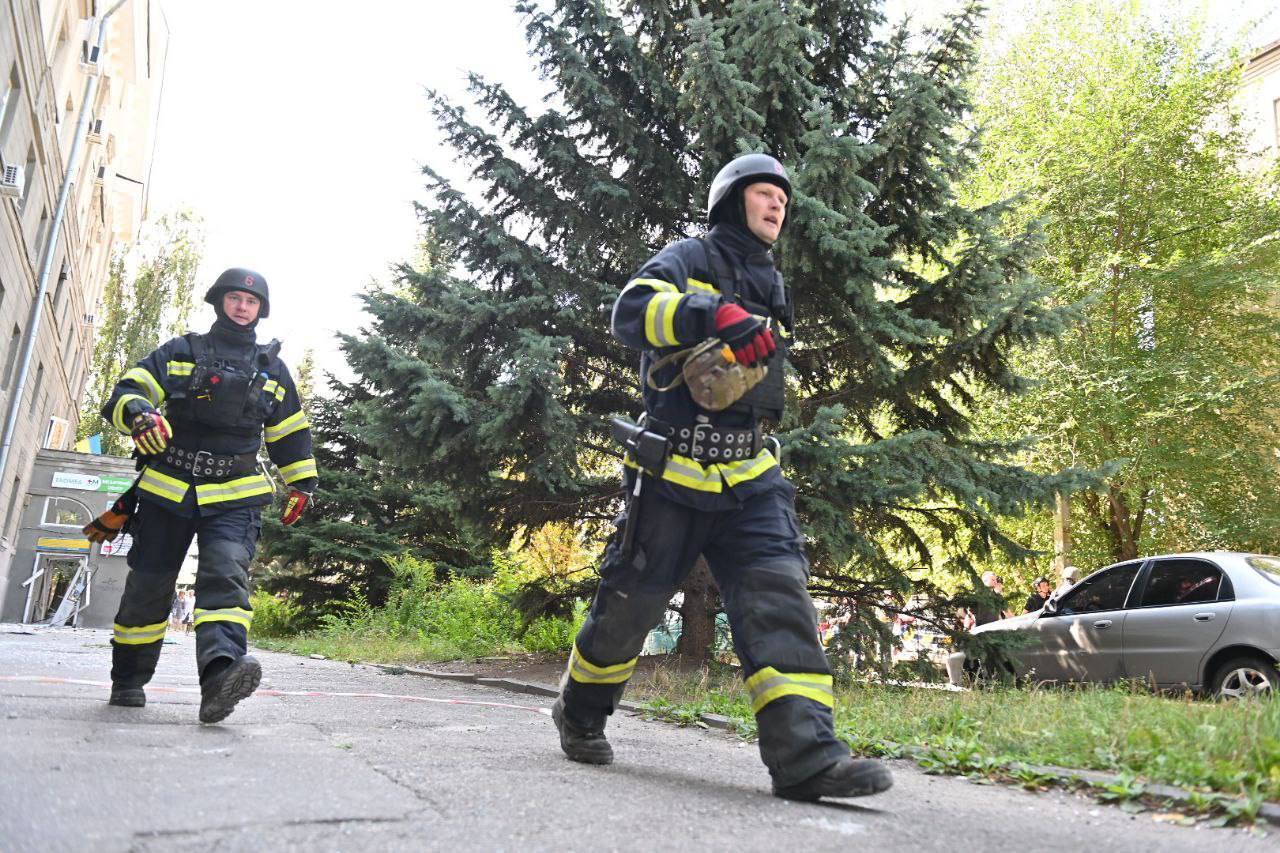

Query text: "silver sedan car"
[947, 553, 1280, 698]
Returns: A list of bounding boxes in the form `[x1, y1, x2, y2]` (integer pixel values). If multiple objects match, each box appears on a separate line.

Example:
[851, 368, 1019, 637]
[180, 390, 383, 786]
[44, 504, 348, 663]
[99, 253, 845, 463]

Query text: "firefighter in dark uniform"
[101, 268, 317, 723]
[552, 154, 893, 800]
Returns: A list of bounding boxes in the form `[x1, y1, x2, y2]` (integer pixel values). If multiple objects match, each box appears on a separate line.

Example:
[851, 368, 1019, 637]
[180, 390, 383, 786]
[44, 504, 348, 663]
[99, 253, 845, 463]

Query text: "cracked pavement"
[0, 625, 1271, 851]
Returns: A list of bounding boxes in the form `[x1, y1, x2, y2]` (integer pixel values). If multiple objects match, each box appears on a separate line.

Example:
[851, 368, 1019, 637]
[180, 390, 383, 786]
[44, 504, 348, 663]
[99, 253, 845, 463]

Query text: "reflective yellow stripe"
[265, 409, 309, 443]
[113, 621, 168, 645]
[744, 667, 834, 714]
[166, 360, 194, 377]
[567, 643, 636, 685]
[111, 393, 150, 432]
[138, 466, 189, 503]
[721, 449, 778, 487]
[193, 607, 253, 629]
[644, 292, 683, 348]
[263, 380, 285, 401]
[278, 458, 317, 484]
[622, 448, 777, 493]
[194, 474, 272, 506]
[625, 277, 679, 294]
[123, 367, 165, 406]
[686, 277, 719, 294]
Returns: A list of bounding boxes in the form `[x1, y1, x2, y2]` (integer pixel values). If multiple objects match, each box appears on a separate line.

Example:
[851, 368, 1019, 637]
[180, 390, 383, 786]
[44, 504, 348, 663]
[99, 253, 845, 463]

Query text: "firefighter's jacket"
[612, 223, 792, 510]
[102, 321, 317, 516]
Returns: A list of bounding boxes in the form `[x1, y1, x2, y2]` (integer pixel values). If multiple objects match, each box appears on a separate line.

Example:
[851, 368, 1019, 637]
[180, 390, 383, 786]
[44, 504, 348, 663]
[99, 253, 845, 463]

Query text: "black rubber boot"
[108, 687, 146, 707]
[552, 697, 613, 765]
[199, 655, 262, 724]
[772, 757, 894, 801]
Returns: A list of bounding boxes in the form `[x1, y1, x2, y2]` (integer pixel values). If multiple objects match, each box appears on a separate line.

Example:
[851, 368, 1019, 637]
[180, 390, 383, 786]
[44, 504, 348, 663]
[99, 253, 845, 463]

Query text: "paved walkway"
[0, 625, 1269, 851]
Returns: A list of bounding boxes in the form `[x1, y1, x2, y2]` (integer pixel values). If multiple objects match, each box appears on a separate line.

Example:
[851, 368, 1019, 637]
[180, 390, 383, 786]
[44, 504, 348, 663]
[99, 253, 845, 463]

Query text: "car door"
[1121, 558, 1234, 689]
[1020, 562, 1142, 684]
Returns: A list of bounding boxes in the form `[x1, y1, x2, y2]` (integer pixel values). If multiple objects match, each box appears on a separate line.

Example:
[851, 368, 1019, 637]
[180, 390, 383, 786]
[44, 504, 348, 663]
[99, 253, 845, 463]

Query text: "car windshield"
[1247, 556, 1280, 587]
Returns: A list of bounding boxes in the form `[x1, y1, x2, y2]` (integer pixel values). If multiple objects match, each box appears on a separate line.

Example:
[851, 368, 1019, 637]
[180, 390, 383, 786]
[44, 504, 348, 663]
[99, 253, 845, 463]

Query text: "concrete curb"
[369, 661, 1278, 828]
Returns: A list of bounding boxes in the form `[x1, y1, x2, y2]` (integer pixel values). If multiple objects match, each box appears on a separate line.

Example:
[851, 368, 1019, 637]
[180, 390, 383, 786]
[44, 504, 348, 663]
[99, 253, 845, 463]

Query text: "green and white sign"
[51, 471, 135, 494]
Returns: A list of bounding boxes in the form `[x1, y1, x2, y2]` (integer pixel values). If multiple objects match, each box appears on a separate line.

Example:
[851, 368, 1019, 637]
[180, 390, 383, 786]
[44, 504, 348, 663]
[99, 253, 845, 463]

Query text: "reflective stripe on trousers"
[113, 621, 168, 645]
[567, 642, 636, 685]
[744, 666, 834, 714]
[193, 607, 252, 630]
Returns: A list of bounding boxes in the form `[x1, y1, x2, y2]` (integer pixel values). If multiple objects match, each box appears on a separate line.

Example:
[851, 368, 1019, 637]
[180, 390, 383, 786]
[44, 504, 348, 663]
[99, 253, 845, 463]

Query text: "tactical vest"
[700, 238, 792, 423]
[165, 333, 281, 436]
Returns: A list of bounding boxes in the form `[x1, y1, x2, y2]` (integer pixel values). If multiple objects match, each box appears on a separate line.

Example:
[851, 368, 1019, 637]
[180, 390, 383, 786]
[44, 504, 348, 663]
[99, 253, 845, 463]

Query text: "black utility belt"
[157, 446, 260, 479]
[645, 417, 762, 462]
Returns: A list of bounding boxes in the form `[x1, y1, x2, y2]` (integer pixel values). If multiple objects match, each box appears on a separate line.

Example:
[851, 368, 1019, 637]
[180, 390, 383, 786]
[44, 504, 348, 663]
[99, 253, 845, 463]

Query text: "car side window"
[1057, 563, 1140, 615]
[1140, 559, 1224, 607]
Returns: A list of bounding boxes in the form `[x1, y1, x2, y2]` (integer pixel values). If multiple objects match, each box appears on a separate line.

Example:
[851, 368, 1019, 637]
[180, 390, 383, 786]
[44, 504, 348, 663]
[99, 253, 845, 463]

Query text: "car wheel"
[1210, 654, 1279, 700]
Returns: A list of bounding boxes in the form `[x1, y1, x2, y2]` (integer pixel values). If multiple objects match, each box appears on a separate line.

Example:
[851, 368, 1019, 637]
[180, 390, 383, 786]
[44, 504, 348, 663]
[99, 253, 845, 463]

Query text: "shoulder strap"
[698, 237, 737, 303]
[185, 332, 207, 361]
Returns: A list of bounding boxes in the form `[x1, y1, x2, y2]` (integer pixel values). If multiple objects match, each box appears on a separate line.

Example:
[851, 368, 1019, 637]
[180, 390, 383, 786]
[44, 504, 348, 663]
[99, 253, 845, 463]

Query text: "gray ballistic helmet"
[707, 153, 792, 225]
[204, 267, 270, 318]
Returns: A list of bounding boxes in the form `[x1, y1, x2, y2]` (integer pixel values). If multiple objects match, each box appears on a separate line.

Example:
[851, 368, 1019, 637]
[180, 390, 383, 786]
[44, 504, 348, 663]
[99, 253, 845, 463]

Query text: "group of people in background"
[169, 588, 194, 634]
[962, 564, 1082, 630]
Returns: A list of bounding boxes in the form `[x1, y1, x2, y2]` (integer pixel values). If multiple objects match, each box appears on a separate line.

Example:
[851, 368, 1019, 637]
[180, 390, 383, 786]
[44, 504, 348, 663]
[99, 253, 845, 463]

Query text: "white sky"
[146, 0, 1278, 382]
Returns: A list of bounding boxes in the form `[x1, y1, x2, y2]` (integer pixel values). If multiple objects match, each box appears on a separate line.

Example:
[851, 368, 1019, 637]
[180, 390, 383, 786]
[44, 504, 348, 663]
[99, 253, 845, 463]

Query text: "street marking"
[0, 675, 553, 715]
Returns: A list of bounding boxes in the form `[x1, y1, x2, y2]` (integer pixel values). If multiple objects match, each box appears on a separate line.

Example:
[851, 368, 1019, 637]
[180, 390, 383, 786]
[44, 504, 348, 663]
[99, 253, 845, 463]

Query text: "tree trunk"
[1106, 484, 1140, 562]
[675, 556, 719, 663]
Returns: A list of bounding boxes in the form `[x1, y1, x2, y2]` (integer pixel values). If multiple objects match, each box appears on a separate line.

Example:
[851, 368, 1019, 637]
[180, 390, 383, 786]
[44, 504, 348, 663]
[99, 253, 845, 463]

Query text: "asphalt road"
[0, 625, 1270, 852]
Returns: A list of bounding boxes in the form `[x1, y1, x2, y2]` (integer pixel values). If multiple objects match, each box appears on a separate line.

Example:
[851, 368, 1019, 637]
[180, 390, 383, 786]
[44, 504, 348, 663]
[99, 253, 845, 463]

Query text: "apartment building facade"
[1242, 38, 1280, 164]
[0, 0, 166, 610]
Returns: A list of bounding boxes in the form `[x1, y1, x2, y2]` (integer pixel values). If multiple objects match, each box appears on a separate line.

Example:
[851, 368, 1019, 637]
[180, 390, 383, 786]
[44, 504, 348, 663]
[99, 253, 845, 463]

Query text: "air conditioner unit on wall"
[0, 164, 23, 199]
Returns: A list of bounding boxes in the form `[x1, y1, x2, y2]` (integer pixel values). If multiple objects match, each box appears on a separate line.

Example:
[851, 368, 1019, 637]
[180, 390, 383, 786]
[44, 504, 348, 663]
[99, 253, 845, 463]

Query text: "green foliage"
[248, 589, 306, 638]
[336, 0, 1097, 662]
[966, 0, 1280, 563]
[78, 211, 204, 455]
[264, 554, 582, 661]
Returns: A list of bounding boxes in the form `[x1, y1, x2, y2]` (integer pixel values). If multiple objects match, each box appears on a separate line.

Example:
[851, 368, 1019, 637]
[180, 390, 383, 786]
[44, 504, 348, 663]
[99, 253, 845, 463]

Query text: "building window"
[3, 476, 22, 542]
[41, 496, 91, 529]
[0, 64, 19, 162]
[2, 325, 19, 390]
[32, 206, 49, 262]
[28, 362, 43, 414]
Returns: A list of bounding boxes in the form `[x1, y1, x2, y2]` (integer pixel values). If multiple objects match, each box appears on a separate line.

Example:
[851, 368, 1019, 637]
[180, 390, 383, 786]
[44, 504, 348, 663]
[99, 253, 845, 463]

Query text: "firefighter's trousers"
[560, 475, 849, 787]
[110, 500, 260, 688]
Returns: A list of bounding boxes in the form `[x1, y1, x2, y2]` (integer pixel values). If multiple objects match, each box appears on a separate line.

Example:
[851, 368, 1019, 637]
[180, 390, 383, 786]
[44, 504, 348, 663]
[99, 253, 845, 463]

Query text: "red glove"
[130, 411, 172, 456]
[714, 303, 776, 366]
[280, 489, 310, 526]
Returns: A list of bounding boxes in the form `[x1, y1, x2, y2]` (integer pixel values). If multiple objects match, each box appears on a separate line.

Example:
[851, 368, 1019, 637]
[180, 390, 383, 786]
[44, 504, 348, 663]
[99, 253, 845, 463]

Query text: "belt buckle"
[690, 421, 711, 459]
[192, 450, 214, 477]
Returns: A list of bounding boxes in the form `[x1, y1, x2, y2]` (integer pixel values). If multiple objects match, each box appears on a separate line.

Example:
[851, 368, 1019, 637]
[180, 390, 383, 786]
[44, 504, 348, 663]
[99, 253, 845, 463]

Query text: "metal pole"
[0, 1, 129, 490]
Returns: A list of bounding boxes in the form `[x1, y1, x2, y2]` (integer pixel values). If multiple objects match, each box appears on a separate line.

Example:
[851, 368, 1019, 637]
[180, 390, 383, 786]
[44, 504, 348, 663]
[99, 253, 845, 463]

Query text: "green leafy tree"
[78, 211, 204, 455]
[255, 373, 488, 613]
[966, 0, 1280, 567]
[339, 0, 1096, 663]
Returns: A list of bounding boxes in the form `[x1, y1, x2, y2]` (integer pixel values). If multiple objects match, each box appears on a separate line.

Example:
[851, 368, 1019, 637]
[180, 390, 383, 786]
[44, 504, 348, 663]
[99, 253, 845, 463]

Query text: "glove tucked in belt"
[645, 417, 761, 463]
[158, 446, 259, 479]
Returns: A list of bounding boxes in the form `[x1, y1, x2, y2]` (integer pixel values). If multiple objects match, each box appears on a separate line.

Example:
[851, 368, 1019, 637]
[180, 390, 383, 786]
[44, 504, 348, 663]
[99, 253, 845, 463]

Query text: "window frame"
[1053, 560, 1145, 616]
[1132, 557, 1231, 609]
[40, 495, 92, 530]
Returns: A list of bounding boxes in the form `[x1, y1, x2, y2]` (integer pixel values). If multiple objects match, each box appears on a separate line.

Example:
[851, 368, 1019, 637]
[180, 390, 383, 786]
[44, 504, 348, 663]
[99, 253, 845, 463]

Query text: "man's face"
[1037, 581, 1052, 597]
[223, 290, 262, 325]
[743, 181, 788, 244]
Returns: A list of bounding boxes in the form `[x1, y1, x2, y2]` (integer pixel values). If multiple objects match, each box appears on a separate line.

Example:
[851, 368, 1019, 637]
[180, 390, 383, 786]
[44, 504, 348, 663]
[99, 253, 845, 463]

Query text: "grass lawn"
[624, 662, 1280, 806]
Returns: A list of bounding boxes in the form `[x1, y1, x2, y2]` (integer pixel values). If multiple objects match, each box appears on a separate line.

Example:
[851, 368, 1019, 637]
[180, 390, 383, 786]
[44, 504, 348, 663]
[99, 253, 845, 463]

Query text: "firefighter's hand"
[130, 411, 172, 456]
[280, 489, 311, 526]
[714, 302, 775, 366]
